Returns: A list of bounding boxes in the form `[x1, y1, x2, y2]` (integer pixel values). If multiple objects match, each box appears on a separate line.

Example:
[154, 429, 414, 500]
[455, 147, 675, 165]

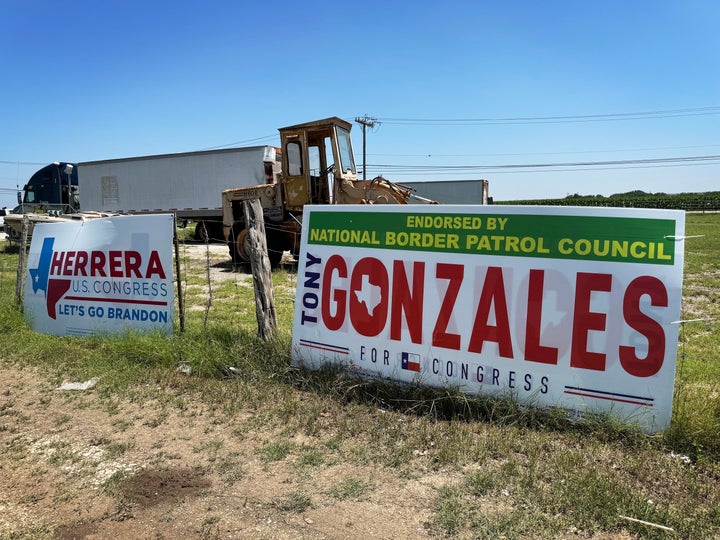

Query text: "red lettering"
[312, 257, 669, 382]
[50, 251, 64, 275]
[124, 251, 142, 278]
[390, 260, 424, 344]
[145, 251, 166, 279]
[91, 252, 106, 276]
[570, 272, 612, 371]
[109, 251, 123, 278]
[62, 251, 76, 276]
[74, 251, 88, 276]
[46, 249, 165, 278]
[525, 269, 558, 364]
[321, 255, 347, 331]
[619, 276, 668, 377]
[433, 263, 463, 350]
[468, 267, 513, 358]
[349, 257, 388, 337]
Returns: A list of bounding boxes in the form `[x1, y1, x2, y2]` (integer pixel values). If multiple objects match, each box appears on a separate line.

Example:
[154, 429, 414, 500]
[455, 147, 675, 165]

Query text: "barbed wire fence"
[173, 216, 299, 336]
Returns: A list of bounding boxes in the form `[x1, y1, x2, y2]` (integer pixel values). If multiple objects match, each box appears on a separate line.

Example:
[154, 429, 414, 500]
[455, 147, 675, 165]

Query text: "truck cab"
[15, 162, 79, 215]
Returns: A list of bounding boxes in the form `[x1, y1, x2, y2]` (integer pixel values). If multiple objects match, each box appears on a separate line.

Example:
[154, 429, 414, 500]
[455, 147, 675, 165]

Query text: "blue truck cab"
[15, 161, 79, 215]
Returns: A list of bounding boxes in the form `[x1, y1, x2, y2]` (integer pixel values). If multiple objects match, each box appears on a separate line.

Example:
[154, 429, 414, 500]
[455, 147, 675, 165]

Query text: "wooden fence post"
[14, 216, 29, 307]
[173, 215, 185, 333]
[243, 198, 277, 340]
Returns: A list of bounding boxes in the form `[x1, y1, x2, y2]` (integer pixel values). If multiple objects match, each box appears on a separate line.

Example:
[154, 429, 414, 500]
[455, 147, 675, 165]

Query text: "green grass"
[1, 214, 719, 538]
[271, 489, 313, 512]
[663, 213, 720, 460]
[327, 477, 374, 501]
[260, 440, 294, 463]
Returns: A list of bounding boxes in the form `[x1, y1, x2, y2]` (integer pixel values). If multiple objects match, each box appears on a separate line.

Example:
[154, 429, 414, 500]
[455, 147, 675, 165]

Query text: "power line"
[367, 162, 720, 177]
[377, 106, 720, 125]
[0, 160, 46, 166]
[199, 115, 358, 152]
[486, 162, 720, 174]
[201, 134, 277, 150]
[364, 154, 720, 175]
[368, 143, 720, 158]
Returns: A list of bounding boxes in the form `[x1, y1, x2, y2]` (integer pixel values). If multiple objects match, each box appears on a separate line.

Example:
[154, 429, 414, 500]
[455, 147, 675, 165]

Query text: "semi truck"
[6, 147, 280, 243]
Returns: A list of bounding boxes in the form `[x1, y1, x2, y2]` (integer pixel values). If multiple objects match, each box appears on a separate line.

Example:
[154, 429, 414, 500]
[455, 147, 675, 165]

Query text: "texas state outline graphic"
[28, 237, 71, 320]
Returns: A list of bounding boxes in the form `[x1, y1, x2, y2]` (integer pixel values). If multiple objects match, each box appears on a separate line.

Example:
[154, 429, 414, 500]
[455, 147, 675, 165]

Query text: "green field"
[498, 191, 720, 211]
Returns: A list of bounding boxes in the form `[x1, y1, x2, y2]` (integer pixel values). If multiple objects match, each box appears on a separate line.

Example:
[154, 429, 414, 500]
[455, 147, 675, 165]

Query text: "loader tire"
[229, 222, 282, 267]
[230, 222, 249, 264]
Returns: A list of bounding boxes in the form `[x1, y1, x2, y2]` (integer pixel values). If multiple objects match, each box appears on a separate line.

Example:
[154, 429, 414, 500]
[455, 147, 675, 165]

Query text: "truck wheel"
[230, 223, 249, 264]
[230, 222, 282, 267]
[195, 221, 209, 242]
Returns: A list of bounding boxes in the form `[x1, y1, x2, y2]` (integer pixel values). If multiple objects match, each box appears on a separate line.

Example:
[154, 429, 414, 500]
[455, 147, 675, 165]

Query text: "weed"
[18, 491, 44, 504]
[193, 438, 224, 463]
[216, 459, 245, 486]
[260, 440, 293, 463]
[102, 469, 131, 498]
[200, 515, 221, 539]
[295, 447, 326, 469]
[143, 411, 169, 428]
[54, 414, 72, 426]
[328, 477, 374, 501]
[46, 442, 77, 466]
[271, 489, 313, 512]
[111, 418, 133, 432]
[104, 440, 134, 460]
[432, 484, 467, 535]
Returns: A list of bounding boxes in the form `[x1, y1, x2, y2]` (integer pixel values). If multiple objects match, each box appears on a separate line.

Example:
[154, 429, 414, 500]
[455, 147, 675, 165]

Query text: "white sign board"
[292, 205, 685, 432]
[24, 214, 174, 336]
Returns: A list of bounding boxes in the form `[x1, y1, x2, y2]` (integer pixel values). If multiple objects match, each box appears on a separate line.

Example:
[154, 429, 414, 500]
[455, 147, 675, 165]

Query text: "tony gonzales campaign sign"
[291, 205, 685, 433]
[24, 214, 174, 336]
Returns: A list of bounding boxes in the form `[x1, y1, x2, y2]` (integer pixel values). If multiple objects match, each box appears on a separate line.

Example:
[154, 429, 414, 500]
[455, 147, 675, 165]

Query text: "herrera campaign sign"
[24, 214, 174, 336]
[291, 205, 685, 432]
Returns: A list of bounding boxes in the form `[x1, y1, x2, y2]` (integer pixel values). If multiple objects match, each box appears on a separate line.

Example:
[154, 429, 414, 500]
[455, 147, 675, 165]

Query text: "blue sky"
[1, 0, 718, 208]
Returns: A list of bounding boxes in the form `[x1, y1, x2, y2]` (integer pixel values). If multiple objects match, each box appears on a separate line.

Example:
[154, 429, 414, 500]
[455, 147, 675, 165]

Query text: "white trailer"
[78, 146, 280, 240]
[403, 179, 490, 205]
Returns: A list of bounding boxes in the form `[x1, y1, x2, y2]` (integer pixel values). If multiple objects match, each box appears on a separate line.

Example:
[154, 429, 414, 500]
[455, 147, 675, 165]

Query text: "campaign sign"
[291, 205, 685, 433]
[24, 214, 174, 336]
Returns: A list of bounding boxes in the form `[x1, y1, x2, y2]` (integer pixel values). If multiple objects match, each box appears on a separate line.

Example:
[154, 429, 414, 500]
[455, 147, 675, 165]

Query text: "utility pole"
[355, 115, 378, 180]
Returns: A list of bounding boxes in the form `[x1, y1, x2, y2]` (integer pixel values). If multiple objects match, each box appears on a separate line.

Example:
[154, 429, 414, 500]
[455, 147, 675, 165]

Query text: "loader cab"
[278, 117, 357, 211]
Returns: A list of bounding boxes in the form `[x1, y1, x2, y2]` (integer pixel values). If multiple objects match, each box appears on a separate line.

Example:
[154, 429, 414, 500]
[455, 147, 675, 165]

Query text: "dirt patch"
[110, 467, 211, 508]
[177, 241, 296, 281]
[0, 364, 436, 539]
[178, 242, 247, 282]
